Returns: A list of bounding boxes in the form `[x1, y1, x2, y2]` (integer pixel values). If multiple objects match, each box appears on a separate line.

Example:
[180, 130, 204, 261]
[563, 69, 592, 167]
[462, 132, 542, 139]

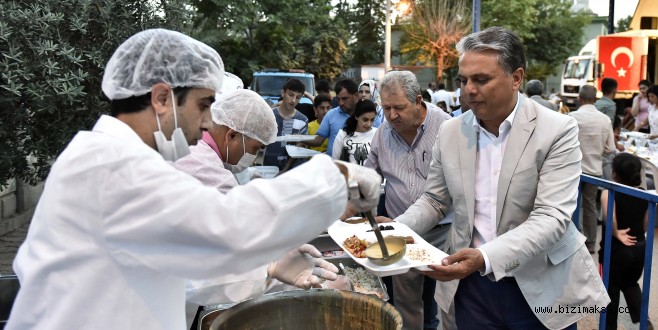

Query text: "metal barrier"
[575, 174, 658, 330]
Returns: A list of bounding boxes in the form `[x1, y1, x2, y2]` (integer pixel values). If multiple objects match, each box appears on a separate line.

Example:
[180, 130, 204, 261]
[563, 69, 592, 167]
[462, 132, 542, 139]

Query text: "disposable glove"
[334, 160, 381, 212]
[267, 244, 339, 289]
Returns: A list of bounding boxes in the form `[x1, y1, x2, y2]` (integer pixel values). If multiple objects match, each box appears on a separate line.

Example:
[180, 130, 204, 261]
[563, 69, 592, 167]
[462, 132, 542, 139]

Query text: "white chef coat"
[7, 115, 347, 330]
[174, 139, 274, 327]
[173, 139, 238, 192]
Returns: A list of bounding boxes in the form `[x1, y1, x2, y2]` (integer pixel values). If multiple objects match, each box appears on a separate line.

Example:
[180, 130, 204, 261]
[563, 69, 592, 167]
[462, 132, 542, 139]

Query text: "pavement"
[1, 222, 658, 329]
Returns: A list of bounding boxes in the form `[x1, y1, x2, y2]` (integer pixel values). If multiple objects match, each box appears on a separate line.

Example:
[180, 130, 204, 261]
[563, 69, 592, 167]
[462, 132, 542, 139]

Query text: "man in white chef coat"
[175, 87, 349, 328]
[6, 29, 380, 330]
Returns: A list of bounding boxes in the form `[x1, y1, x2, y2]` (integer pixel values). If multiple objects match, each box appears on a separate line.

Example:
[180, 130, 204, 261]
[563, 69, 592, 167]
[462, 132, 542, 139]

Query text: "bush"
[0, 0, 188, 187]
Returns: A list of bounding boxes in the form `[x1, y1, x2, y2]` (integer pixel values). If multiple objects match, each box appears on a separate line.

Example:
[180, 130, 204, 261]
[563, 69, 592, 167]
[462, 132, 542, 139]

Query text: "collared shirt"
[317, 106, 351, 157]
[365, 102, 451, 220]
[594, 96, 617, 123]
[569, 104, 615, 176]
[472, 97, 519, 249]
[473, 96, 519, 274]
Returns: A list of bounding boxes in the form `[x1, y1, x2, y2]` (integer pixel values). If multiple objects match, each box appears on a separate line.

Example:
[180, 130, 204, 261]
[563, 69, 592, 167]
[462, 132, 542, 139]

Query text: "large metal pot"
[209, 289, 402, 330]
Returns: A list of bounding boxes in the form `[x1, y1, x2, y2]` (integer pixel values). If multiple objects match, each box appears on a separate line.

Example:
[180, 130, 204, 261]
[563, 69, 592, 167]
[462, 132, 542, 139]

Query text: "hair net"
[102, 29, 224, 100]
[212, 90, 277, 145]
[220, 72, 244, 93]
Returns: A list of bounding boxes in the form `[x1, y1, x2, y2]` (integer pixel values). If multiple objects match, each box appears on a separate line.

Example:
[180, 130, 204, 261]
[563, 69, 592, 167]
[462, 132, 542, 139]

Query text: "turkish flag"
[598, 35, 645, 92]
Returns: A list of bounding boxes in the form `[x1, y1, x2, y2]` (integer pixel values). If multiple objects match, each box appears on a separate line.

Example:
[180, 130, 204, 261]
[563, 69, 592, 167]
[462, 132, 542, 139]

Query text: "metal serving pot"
[209, 289, 402, 330]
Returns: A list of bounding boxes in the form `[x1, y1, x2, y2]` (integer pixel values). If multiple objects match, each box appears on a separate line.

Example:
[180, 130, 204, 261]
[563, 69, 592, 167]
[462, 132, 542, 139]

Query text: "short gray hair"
[579, 85, 597, 103]
[379, 71, 421, 104]
[456, 26, 526, 75]
[525, 80, 544, 97]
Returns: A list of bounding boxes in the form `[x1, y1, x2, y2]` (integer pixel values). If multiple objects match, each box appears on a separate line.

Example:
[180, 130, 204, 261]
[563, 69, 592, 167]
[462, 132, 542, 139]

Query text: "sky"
[588, 0, 640, 23]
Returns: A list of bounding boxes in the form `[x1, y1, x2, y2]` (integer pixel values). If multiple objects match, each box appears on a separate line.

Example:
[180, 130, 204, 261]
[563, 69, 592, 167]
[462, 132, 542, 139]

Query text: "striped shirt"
[365, 102, 451, 221]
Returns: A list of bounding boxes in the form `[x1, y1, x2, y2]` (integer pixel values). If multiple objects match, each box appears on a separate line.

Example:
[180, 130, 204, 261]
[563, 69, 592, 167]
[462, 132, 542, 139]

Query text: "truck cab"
[560, 39, 596, 109]
[250, 70, 315, 106]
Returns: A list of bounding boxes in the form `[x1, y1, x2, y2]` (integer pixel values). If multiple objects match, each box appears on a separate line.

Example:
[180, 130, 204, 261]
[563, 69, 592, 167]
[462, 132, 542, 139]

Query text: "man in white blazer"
[394, 26, 610, 329]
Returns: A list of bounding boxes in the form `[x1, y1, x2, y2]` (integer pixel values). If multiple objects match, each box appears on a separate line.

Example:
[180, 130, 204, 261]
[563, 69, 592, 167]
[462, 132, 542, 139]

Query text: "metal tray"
[324, 257, 389, 301]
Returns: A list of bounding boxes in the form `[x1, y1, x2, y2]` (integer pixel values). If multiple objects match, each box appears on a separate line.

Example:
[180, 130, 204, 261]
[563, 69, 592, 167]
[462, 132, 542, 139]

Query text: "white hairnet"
[212, 90, 277, 145]
[102, 29, 224, 100]
[221, 72, 244, 93]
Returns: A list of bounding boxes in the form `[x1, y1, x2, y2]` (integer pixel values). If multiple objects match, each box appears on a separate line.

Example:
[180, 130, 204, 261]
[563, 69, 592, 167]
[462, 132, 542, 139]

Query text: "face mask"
[224, 134, 257, 174]
[153, 90, 190, 161]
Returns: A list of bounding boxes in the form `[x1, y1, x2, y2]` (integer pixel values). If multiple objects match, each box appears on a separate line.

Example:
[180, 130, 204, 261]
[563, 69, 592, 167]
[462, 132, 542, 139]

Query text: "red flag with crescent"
[598, 35, 645, 92]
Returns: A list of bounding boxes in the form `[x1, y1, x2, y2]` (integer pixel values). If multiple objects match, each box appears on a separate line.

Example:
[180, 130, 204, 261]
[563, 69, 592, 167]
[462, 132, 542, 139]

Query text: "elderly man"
[367, 71, 451, 330]
[6, 29, 381, 329]
[393, 27, 609, 329]
[569, 85, 616, 253]
[526, 80, 558, 111]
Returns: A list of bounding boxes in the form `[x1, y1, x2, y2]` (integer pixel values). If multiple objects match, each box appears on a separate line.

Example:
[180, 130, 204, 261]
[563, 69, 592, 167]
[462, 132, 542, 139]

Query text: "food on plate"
[366, 225, 394, 232]
[407, 246, 440, 264]
[343, 235, 369, 258]
[343, 217, 367, 224]
[342, 266, 387, 299]
[386, 235, 415, 244]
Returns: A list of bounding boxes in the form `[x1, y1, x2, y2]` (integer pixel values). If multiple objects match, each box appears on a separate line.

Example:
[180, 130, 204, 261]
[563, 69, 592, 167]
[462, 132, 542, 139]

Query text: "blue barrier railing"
[576, 174, 658, 330]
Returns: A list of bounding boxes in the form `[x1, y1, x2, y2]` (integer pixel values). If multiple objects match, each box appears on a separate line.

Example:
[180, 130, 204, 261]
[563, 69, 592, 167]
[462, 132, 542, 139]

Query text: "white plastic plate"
[327, 220, 449, 277]
[285, 145, 321, 158]
[275, 134, 317, 143]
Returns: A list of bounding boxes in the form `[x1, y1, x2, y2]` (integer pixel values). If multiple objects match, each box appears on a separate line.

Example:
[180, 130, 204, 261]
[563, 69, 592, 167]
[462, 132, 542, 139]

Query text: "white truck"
[560, 30, 658, 109]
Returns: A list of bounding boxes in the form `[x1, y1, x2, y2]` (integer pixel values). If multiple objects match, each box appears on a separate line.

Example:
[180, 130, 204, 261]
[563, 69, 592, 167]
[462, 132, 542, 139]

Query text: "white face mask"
[154, 90, 190, 161]
[224, 134, 257, 174]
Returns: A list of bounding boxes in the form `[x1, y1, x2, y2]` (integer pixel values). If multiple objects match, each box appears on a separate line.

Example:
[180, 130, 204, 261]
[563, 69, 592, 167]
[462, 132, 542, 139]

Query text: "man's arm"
[306, 134, 327, 147]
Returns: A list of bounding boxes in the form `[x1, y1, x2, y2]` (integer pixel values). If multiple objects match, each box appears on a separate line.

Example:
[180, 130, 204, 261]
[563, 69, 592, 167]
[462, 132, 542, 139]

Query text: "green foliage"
[480, 0, 590, 81]
[190, 0, 349, 81]
[0, 0, 188, 187]
[334, 0, 386, 66]
[617, 15, 632, 32]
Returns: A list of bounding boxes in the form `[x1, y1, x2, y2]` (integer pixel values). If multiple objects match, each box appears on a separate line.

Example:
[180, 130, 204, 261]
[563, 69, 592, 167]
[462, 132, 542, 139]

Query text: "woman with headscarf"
[358, 79, 384, 127]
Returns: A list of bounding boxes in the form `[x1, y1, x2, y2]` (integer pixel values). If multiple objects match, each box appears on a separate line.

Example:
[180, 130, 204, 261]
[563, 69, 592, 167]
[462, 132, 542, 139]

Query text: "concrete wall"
[0, 179, 43, 236]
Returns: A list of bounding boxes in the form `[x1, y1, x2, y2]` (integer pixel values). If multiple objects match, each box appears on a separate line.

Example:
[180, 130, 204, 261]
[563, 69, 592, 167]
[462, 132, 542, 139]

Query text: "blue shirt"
[317, 107, 350, 157]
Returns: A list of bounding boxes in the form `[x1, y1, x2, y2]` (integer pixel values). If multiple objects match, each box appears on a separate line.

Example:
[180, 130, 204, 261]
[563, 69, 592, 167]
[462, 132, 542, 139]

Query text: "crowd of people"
[7, 23, 658, 330]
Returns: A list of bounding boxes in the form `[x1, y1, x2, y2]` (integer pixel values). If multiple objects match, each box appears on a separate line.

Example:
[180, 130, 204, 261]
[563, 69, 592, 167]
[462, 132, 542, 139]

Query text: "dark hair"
[421, 90, 432, 102]
[313, 94, 332, 107]
[334, 79, 358, 95]
[612, 153, 642, 187]
[316, 80, 331, 93]
[601, 78, 618, 94]
[647, 85, 658, 99]
[283, 78, 305, 94]
[343, 99, 376, 136]
[639, 80, 652, 88]
[457, 26, 526, 75]
[525, 80, 544, 97]
[438, 83, 446, 90]
[109, 87, 192, 117]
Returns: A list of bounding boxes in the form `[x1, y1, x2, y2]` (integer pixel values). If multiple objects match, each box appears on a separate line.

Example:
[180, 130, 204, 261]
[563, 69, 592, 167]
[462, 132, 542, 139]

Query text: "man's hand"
[339, 202, 358, 221]
[422, 248, 485, 281]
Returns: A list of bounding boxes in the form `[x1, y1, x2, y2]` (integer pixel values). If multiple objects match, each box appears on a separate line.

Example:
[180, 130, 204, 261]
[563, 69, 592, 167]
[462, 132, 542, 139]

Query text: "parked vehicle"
[250, 70, 315, 106]
[560, 30, 658, 109]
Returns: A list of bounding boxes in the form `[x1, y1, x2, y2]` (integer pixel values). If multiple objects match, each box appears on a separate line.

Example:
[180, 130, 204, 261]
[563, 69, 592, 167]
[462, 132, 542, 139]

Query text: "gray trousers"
[580, 181, 599, 249]
[393, 224, 450, 330]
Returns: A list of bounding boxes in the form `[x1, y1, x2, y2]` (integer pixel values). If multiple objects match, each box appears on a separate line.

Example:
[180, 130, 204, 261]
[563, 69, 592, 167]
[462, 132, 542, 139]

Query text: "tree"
[0, 0, 188, 187]
[480, 0, 589, 81]
[189, 0, 350, 82]
[399, 0, 471, 82]
[334, 0, 386, 66]
[524, 0, 590, 81]
[617, 15, 632, 32]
